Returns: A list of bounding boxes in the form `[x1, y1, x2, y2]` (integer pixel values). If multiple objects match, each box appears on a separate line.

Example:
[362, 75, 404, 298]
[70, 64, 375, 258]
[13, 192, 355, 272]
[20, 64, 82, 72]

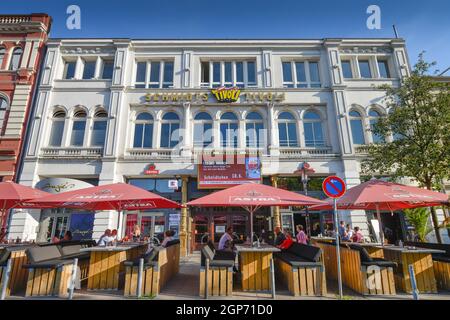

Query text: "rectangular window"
[49, 121, 65, 147]
[101, 60, 114, 79]
[235, 62, 244, 85]
[295, 62, 306, 88]
[163, 61, 174, 88]
[149, 62, 160, 88]
[359, 60, 372, 78]
[135, 62, 147, 88]
[201, 61, 210, 86]
[82, 61, 96, 79]
[309, 62, 321, 87]
[63, 61, 76, 79]
[341, 60, 353, 78]
[224, 62, 232, 85]
[377, 60, 390, 78]
[246, 61, 256, 86]
[71, 121, 86, 146]
[282, 62, 293, 87]
[212, 62, 221, 87]
[91, 121, 107, 146]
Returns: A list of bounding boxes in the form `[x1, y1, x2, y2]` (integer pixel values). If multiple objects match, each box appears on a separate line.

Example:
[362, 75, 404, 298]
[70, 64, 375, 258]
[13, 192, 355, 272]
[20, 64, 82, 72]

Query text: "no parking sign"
[322, 176, 346, 198]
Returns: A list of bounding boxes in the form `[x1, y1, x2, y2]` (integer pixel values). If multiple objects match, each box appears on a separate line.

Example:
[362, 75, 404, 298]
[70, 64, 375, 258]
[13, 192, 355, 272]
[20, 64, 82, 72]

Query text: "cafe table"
[235, 244, 280, 292]
[381, 246, 445, 293]
[310, 236, 335, 245]
[81, 243, 147, 291]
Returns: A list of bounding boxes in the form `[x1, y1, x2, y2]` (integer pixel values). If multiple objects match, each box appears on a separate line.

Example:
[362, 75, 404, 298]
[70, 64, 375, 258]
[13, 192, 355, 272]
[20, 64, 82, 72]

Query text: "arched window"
[9, 47, 23, 71]
[277, 112, 298, 147]
[70, 110, 87, 146]
[0, 97, 9, 135]
[160, 112, 180, 148]
[193, 112, 213, 148]
[368, 109, 383, 143]
[49, 110, 66, 147]
[349, 110, 365, 145]
[219, 112, 238, 148]
[133, 112, 153, 148]
[91, 110, 108, 147]
[246, 111, 264, 148]
[303, 111, 324, 147]
[0, 48, 5, 69]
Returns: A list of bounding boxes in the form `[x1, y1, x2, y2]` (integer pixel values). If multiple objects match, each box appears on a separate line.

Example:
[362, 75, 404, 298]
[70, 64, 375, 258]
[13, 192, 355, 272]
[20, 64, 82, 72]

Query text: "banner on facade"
[197, 154, 261, 189]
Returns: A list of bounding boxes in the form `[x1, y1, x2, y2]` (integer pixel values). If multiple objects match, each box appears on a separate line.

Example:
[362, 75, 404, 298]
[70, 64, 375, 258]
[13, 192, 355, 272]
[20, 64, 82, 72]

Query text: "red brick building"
[0, 14, 51, 182]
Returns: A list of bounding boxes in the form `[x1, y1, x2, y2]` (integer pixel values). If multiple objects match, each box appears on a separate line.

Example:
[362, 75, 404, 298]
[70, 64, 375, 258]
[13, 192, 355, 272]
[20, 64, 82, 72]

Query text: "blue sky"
[2, 0, 449, 73]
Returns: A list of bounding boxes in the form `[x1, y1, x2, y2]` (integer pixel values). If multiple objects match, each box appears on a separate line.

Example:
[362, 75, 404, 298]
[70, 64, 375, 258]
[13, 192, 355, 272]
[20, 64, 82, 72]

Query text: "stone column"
[179, 175, 189, 257]
[271, 175, 281, 229]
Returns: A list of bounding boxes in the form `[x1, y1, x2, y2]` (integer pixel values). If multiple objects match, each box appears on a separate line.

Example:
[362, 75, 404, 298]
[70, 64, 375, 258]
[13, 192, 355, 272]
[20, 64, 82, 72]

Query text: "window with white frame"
[134, 60, 174, 88]
[160, 112, 180, 148]
[377, 59, 391, 78]
[48, 110, 66, 147]
[245, 112, 265, 148]
[100, 59, 114, 80]
[193, 112, 213, 148]
[358, 59, 372, 78]
[282, 61, 321, 88]
[277, 112, 298, 147]
[200, 60, 256, 88]
[220, 112, 239, 148]
[63, 60, 76, 79]
[133, 112, 153, 148]
[82, 60, 96, 79]
[91, 110, 108, 147]
[0, 96, 8, 135]
[9, 47, 22, 70]
[349, 110, 365, 145]
[303, 111, 325, 147]
[70, 110, 87, 146]
[341, 60, 353, 79]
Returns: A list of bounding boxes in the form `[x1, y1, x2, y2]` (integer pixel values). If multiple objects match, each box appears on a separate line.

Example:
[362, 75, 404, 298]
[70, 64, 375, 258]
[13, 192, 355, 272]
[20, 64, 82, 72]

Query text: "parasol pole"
[376, 203, 385, 246]
[333, 198, 343, 299]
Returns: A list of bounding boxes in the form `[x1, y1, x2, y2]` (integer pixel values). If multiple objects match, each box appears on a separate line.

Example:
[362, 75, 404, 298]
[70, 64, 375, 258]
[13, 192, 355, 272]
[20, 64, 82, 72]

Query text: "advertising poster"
[69, 213, 95, 240]
[197, 154, 261, 189]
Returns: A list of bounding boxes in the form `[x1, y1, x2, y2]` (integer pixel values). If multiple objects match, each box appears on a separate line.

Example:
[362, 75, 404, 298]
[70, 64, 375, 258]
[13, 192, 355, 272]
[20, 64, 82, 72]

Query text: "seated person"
[278, 231, 294, 249]
[97, 229, 112, 246]
[60, 230, 73, 242]
[352, 226, 364, 243]
[218, 227, 234, 251]
[161, 230, 175, 247]
[273, 226, 286, 246]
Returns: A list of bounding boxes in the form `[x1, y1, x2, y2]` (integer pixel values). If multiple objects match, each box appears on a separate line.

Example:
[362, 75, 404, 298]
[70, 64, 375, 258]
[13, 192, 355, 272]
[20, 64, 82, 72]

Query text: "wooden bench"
[405, 241, 450, 291]
[124, 240, 180, 297]
[315, 241, 396, 295]
[199, 244, 234, 297]
[274, 243, 326, 296]
[0, 245, 33, 297]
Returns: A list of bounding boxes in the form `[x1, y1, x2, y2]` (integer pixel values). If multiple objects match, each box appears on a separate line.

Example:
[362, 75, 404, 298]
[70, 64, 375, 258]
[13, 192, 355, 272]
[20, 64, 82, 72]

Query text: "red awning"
[310, 179, 449, 211]
[187, 183, 326, 208]
[0, 181, 51, 210]
[23, 183, 181, 211]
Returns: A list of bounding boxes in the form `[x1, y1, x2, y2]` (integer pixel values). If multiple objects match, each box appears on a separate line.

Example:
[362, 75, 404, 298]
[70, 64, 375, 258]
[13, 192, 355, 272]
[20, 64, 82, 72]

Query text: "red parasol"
[0, 181, 51, 227]
[309, 179, 449, 243]
[187, 183, 326, 244]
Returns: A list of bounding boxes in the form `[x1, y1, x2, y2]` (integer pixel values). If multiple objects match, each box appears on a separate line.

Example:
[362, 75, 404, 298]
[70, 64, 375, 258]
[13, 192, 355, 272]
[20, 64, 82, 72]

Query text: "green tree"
[362, 53, 450, 243]
[404, 207, 433, 242]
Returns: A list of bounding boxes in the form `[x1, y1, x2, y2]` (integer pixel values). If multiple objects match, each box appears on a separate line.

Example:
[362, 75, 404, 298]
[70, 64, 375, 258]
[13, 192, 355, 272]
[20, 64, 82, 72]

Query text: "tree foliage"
[362, 53, 450, 190]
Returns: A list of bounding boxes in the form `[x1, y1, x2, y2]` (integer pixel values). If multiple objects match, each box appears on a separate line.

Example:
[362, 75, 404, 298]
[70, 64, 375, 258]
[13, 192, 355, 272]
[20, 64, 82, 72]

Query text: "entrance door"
[123, 212, 166, 242]
[37, 209, 71, 242]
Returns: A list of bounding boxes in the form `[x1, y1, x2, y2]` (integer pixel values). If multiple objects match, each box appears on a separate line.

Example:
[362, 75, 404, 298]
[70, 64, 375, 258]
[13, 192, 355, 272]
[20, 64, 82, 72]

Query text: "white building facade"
[13, 38, 442, 251]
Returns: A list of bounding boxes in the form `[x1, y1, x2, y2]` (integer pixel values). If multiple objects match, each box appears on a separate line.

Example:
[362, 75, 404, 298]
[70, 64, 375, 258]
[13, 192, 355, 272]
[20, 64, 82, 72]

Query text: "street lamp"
[294, 162, 315, 235]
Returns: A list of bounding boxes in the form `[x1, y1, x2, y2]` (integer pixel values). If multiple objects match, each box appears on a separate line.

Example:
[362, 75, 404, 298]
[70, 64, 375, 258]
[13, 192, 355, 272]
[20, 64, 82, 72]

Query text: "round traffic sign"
[322, 176, 346, 198]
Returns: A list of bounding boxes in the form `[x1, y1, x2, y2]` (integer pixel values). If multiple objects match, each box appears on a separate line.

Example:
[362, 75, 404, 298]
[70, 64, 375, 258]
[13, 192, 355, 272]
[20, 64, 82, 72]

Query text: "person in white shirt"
[161, 230, 175, 247]
[97, 229, 112, 246]
[218, 227, 234, 250]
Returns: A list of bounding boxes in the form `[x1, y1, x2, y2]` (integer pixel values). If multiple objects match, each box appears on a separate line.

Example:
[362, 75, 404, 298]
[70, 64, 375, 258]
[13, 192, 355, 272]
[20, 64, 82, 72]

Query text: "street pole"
[334, 198, 343, 299]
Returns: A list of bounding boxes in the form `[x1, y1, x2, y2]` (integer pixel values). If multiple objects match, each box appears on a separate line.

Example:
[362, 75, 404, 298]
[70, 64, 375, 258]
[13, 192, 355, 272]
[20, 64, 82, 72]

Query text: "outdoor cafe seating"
[273, 242, 327, 296]
[199, 241, 235, 297]
[314, 240, 397, 295]
[404, 241, 450, 291]
[123, 239, 180, 298]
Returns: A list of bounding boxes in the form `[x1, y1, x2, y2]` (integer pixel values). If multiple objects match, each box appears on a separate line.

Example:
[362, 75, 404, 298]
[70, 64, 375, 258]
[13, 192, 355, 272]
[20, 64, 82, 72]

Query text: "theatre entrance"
[191, 207, 270, 251]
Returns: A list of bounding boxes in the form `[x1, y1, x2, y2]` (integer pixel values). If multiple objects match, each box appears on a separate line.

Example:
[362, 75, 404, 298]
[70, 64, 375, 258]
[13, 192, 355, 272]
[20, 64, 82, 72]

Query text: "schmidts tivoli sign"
[144, 87, 285, 104]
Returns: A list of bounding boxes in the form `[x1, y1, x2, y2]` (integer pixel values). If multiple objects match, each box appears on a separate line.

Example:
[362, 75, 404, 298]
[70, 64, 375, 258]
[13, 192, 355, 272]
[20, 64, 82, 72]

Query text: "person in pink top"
[296, 225, 308, 244]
